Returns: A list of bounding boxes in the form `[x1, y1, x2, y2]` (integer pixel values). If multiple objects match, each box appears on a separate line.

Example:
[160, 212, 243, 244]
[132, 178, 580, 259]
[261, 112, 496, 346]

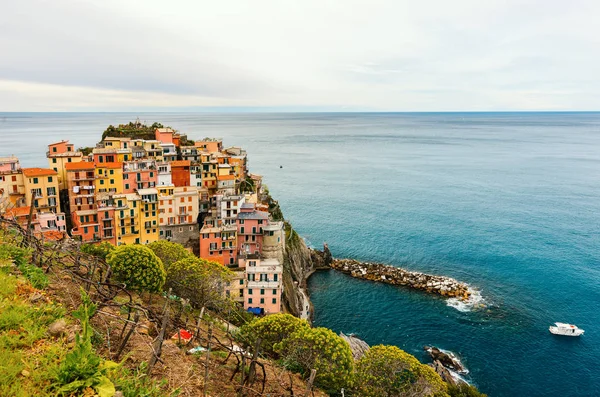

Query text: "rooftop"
[22, 168, 58, 177]
[97, 162, 123, 169]
[3, 206, 32, 217]
[237, 211, 269, 220]
[171, 160, 191, 167]
[65, 162, 95, 170]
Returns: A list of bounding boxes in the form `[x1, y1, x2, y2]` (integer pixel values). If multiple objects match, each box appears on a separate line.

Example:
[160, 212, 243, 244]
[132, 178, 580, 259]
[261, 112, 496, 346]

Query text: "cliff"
[281, 223, 331, 318]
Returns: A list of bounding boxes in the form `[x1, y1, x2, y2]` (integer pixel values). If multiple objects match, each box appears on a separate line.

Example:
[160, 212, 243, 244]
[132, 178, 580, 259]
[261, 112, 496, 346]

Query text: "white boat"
[549, 322, 584, 336]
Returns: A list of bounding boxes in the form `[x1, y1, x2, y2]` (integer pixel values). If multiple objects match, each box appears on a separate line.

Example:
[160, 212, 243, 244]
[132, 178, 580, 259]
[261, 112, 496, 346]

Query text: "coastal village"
[0, 124, 286, 316]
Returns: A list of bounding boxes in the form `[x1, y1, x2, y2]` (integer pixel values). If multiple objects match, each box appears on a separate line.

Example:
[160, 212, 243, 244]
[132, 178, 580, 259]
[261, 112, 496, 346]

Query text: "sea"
[1, 112, 599, 396]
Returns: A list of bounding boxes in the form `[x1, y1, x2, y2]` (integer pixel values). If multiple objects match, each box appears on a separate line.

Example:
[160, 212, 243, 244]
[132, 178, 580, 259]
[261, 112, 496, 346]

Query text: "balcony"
[73, 175, 95, 181]
[246, 281, 280, 289]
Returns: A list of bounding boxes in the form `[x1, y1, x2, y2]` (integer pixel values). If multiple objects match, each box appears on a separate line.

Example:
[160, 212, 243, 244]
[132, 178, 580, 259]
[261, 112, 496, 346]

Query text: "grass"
[0, 271, 67, 397]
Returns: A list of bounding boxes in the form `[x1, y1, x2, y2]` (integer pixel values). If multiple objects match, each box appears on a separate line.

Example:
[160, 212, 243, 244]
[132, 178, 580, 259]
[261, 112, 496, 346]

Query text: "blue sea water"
[1, 112, 599, 396]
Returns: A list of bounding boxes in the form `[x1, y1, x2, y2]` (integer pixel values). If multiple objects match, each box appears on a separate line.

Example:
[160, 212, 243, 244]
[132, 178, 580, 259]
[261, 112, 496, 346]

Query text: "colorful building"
[123, 160, 157, 193]
[157, 185, 199, 252]
[199, 224, 237, 266]
[194, 139, 223, 153]
[240, 256, 283, 314]
[46, 141, 83, 190]
[95, 162, 123, 195]
[237, 203, 268, 255]
[171, 160, 191, 187]
[22, 168, 61, 214]
[0, 156, 24, 212]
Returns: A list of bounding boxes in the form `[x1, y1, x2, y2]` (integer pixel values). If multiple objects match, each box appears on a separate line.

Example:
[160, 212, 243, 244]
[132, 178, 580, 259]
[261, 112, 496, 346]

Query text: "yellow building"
[100, 137, 131, 150]
[113, 193, 141, 246]
[131, 139, 164, 162]
[95, 162, 123, 195]
[22, 168, 61, 214]
[47, 141, 83, 190]
[138, 188, 160, 244]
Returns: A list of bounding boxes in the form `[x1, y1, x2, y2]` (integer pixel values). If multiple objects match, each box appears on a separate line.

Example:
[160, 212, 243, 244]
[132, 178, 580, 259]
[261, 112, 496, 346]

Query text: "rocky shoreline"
[327, 254, 471, 300]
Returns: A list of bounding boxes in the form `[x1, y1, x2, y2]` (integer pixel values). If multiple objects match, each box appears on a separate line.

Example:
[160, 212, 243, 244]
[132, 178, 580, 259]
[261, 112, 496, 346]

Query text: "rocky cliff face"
[281, 224, 331, 317]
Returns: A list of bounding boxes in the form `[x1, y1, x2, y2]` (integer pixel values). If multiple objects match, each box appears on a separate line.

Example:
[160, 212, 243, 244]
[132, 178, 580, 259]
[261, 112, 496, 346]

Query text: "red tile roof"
[4, 206, 32, 217]
[22, 168, 58, 177]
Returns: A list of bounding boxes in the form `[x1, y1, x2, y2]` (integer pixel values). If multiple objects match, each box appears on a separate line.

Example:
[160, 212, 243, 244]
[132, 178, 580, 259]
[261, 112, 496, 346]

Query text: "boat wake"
[446, 287, 485, 312]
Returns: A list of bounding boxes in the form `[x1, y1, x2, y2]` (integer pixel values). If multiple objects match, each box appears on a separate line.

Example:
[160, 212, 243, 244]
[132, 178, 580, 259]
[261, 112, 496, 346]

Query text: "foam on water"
[446, 287, 485, 313]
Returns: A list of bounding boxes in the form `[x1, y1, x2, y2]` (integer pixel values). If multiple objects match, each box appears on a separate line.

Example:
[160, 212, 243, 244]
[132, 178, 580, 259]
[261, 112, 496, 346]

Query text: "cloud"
[1, 0, 599, 111]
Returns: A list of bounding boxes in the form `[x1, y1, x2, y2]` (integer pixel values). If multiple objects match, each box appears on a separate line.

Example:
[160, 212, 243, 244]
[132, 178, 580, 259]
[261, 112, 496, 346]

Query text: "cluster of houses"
[0, 127, 286, 315]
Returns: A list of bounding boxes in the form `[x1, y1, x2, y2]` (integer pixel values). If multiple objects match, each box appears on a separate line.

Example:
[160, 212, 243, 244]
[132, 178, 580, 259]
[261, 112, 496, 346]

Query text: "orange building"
[97, 207, 116, 245]
[171, 160, 191, 187]
[47, 140, 83, 190]
[199, 224, 237, 266]
[194, 139, 222, 153]
[65, 162, 96, 213]
[155, 128, 175, 144]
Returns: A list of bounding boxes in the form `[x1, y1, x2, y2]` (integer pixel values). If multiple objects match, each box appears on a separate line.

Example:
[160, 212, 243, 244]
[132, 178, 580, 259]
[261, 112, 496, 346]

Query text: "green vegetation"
[107, 245, 166, 293]
[447, 383, 488, 397]
[56, 289, 118, 397]
[276, 326, 354, 393]
[165, 257, 232, 308]
[101, 121, 167, 141]
[354, 345, 448, 397]
[147, 240, 193, 270]
[78, 146, 94, 156]
[80, 241, 115, 260]
[0, 272, 67, 396]
[0, 241, 48, 289]
[237, 313, 309, 356]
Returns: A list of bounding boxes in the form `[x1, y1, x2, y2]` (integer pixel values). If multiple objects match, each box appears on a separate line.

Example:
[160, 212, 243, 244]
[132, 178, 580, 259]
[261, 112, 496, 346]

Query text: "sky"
[1, 0, 599, 111]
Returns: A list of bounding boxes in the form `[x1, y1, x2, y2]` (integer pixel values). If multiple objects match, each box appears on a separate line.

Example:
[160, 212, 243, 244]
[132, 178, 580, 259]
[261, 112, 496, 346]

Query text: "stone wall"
[330, 258, 470, 300]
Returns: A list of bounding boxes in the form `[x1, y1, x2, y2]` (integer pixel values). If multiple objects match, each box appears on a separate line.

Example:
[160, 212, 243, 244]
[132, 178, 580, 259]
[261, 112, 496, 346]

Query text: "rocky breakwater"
[330, 258, 471, 300]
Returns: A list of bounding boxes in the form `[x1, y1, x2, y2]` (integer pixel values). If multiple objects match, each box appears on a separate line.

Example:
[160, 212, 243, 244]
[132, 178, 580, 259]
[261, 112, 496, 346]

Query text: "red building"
[171, 160, 191, 187]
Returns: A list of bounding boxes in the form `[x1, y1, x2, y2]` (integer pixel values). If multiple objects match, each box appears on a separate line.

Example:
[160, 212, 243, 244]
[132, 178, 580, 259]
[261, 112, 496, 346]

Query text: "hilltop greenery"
[101, 120, 167, 141]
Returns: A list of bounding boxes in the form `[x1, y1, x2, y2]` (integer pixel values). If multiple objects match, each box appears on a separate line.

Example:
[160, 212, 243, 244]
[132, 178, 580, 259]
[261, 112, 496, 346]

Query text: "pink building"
[239, 256, 283, 315]
[122, 160, 157, 193]
[237, 203, 268, 255]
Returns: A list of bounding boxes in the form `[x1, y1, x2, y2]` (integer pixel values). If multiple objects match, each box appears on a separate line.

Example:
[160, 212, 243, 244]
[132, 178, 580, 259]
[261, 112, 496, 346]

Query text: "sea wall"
[329, 258, 471, 300]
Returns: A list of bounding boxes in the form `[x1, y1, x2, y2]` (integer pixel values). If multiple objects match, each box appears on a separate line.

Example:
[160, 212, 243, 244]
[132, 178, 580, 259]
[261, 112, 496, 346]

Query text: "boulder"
[48, 319, 67, 337]
[425, 346, 466, 373]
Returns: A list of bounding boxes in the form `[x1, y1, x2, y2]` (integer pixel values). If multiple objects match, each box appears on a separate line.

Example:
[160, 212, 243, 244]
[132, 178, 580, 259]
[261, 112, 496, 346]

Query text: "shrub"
[447, 383, 487, 397]
[147, 240, 193, 270]
[354, 345, 448, 397]
[107, 245, 165, 293]
[80, 242, 115, 260]
[236, 313, 309, 356]
[276, 327, 354, 393]
[0, 243, 47, 288]
[165, 257, 231, 309]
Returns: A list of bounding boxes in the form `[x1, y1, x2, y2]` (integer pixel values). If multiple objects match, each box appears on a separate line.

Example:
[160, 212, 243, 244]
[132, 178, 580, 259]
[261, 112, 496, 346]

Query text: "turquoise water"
[2, 112, 599, 396]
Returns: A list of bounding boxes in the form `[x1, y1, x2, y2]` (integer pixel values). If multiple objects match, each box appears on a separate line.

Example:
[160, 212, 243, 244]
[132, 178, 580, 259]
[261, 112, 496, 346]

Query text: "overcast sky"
[1, 0, 599, 111]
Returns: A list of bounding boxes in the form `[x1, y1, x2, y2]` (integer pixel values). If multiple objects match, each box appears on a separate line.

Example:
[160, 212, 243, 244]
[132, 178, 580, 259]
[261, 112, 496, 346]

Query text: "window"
[52, 158, 57, 164]
[273, 289, 277, 295]
[260, 289, 265, 295]
[260, 298, 264, 304]
[110, 179, 114, 184]
[52, 147, 57, 153]
[239, 279, 243, 285]
[274, 274, 278, 282]
[125, 184, 129, 190]
[248, 298, 253, 304]
[248, 289, 253, 295]
[272, 298, 277, 304]
[33, 177, 38, 184]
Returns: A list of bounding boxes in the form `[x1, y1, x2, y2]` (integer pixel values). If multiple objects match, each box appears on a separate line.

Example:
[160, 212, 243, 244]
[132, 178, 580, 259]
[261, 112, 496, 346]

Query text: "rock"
[114, 392, 124, 397]
[425, 346, 466, 373]
[431, 360, 457, 385]
[21, 369, 30, 377]
[28, 292, 45, 303]
[340, 333, 370, 361]
[48, 319, 67, 337]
